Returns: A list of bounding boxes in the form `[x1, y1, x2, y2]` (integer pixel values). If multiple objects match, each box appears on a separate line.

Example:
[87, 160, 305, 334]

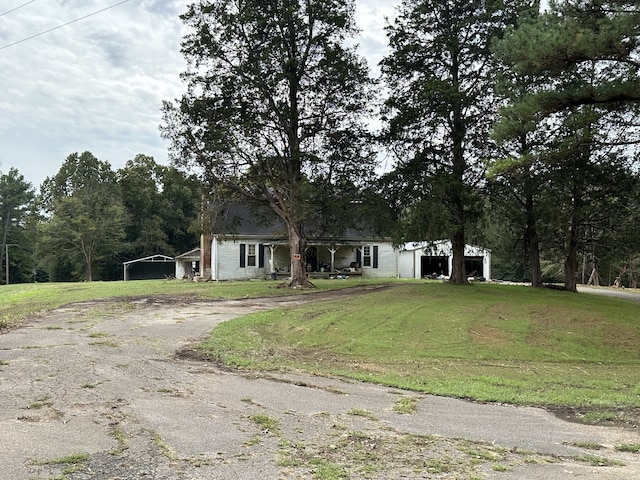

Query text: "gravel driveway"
[1, 291, 639, 479]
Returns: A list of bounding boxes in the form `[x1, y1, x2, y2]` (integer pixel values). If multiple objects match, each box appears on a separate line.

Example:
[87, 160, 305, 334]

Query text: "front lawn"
[197, 282, 640, 410]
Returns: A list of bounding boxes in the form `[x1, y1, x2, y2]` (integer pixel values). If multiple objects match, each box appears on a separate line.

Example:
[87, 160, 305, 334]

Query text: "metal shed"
[123, 255, 175, 281]
[398, 240, 491, 280]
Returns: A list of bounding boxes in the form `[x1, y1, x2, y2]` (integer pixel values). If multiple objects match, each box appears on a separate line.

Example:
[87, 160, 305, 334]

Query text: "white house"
[397, 240, 491, 280]
[209, 231, 397, 281]
[183, 204, 396, 281]
[175, 248, 201, 279]
[175, 205, 491, 282]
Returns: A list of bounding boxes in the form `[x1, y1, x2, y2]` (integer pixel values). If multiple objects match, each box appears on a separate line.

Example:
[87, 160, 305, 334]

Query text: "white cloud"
[0, 0, 396, 188]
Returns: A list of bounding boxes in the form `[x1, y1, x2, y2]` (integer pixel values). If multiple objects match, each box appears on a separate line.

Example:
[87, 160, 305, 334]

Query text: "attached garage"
[123, 255, 175, 281]
[398, 240, 491, 280]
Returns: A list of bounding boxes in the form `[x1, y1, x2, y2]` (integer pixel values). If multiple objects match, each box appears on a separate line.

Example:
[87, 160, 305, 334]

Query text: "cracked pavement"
[1, 294, 639, 479]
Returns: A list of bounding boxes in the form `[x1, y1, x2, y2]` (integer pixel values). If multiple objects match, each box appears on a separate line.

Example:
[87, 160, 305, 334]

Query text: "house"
[188, 205, 396, 281]
[123, 254, 175, 281]
[175, 205, 491, 282]
[397, 240, 491, 280]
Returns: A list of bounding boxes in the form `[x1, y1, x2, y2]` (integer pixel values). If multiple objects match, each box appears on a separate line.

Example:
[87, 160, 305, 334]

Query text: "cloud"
[0, 0, 395, 188]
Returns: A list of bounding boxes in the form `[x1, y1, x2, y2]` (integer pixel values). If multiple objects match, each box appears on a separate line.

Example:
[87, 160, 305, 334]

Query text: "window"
[363, 246, 372, 267]
[240, 244, 264, 268]
[247, 244, 256, 267]
[361, 245, 379, 269]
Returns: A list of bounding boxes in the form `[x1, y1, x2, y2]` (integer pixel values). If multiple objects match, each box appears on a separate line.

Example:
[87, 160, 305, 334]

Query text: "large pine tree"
[381, 0, 536, 284]
[494, 0, 640, 290]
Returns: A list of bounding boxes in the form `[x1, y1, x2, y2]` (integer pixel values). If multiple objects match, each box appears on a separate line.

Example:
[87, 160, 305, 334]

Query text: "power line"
[0, 0, 36, 17]
[0, 0, 133, 50]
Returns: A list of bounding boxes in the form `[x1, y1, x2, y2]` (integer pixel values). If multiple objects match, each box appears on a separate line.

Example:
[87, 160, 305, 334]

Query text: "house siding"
[210, 237, 397, 281]
[215, 239, 264, 280]
[360, 243, 396, 278]
[397, 241, 491, 280]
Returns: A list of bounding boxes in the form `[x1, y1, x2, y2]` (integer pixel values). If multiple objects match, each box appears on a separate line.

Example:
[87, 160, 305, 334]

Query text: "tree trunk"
[530, 238, 542, 288]
[81, 240, 93, 282]
[0, 216, 8, 285]
[564, 216, 579, 292]
[449, 228, 467, 284]
[525, 190, 543, 287]
[287, 221, 310, 288]
[85, 259, 93, 282]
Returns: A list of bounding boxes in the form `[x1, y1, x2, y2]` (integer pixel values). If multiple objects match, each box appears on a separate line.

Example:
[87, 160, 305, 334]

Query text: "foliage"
[0, 168, 35, 284]
[162, 0, 376, 287]
[380, 0, 535, 283]
[116, 154, 200, 258]
[491, 0, 640, 290]
[38, 152, 127, 281]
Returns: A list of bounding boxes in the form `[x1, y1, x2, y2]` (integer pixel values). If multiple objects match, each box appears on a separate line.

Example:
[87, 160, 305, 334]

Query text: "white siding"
[211, 237, 400, 281]
[361, 243, 397, 278]
[215, 239, 265, 281]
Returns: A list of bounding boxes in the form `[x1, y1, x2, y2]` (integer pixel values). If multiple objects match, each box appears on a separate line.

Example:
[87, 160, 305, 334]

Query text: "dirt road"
[1, 291, 639, 479]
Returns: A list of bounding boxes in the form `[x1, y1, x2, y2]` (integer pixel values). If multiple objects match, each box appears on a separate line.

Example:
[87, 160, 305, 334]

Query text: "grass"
[249, 414, 281, 434]
[4, 278, 640, 412]
[196, 282, 640, 409]
[393, 396, 420, 415]
[28, 394, 53, 410]
[347, 408, 378, 421]
[33, 452, 90, 465]
[616, 444, 640, 453]
[0, 278, 382, 329]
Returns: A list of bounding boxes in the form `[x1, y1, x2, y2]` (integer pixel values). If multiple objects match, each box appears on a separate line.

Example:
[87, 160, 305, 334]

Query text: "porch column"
[326, 246, 339, 272]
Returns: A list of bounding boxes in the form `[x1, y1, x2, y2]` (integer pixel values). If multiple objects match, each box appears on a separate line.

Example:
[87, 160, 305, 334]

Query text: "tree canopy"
[38, 152, 128, 282]
[162, 0, 376, 287]
[0, 168, 35, 284]
[380, 0, 536, 284]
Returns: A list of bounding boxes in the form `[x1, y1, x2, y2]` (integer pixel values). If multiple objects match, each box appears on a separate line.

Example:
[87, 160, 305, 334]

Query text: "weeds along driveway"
[1, 293, 639, 480]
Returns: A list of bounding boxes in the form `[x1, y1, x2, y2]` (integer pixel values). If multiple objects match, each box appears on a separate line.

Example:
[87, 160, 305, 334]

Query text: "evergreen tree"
[381, 0, 536, 284]
[494, 0, 639, 290]
[0, 168, 35, 284]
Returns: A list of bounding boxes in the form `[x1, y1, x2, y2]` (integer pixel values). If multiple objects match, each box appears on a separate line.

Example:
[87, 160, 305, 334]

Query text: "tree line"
[2, 0, 639, 289]
[0, 153, 201, 283]
[160, 0, 640, 291]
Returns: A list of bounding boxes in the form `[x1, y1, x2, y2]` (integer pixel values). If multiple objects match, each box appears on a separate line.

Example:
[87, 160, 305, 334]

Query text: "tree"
[497, 0, 640, 115]
[493, 0, 640, 291]
[162, 0, 375, 287]
[157, 166, 202, 255]
[39, 152, 127, 281]
[117, 155, 201, 258]
[380, 0, 535, 284]
[0, 168, 35, 284]
[488, 3, 554, 287]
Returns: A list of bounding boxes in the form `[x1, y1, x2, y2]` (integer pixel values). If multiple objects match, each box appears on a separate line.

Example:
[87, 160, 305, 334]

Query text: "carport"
[123, 255, 175, 281]
[398, 240, 491, 280]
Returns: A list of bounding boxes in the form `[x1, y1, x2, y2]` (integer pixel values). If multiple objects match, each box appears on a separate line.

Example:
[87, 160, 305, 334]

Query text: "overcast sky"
[0, 0, 399, 189]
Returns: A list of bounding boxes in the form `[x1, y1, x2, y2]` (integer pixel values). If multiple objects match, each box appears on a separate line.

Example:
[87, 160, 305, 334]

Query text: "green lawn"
[0, 278, 383, 329]
[3, 279, 640, 410]
[196, 282, 640, 409]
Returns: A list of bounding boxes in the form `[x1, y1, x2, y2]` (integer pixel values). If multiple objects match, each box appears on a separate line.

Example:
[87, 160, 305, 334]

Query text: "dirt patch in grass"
[549, 405, 640, 429]
[469, 325, 513, 346]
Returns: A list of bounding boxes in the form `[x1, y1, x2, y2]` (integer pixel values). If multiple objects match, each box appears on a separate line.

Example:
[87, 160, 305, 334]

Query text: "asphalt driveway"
[1, 291, 639, 479]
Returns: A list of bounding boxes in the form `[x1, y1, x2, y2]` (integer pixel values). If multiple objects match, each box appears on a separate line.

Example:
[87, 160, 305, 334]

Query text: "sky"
[0, 0, 400, 189]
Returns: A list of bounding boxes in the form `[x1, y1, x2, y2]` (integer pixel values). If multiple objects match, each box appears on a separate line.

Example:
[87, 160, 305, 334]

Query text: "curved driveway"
[1, 292, 639, 479]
